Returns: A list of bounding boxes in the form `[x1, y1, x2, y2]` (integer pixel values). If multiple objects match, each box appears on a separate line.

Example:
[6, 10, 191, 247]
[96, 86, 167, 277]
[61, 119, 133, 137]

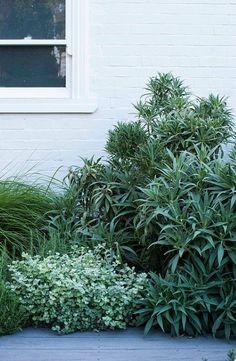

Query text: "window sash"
[0, 40, 66, 45]
[0, 45, 71, 97]
[0, 0, 71, 96]
[0, 0, 97, 113]
[0, 88, 69, 98]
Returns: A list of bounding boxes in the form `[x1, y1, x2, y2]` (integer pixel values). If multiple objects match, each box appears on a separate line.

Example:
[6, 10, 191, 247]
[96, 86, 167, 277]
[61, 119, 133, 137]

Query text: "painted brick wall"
[1, 0, 236, 178]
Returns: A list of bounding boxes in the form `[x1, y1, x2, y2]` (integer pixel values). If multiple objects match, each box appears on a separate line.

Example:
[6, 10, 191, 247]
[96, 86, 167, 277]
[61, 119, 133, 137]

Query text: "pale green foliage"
[8, 246, 147, 334]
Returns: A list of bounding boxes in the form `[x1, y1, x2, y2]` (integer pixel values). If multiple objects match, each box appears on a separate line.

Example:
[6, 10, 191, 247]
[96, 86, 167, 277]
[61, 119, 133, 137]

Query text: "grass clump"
[0, 281, 27, 336]
[0, 248, 27, 336]
[0, 180, 54, 255]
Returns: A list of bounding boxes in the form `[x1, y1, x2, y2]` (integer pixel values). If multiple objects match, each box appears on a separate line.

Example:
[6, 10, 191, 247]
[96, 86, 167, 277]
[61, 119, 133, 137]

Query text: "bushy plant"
[8, 246, 147, 334]
[137, 269, 236, 338]
[134, 147, 236, 338]
[60, 73, 236, 338]
[106, 121, 147, 160]
[135, 74, 232, 154]
[66, 157, 148, 265]
[66, 74, 233, 267]
[155, 109, 232, 154]
[135, 73, 191, 127]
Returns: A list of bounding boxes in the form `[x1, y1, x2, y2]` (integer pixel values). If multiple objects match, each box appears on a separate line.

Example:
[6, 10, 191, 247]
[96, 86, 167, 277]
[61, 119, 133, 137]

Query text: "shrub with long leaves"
[135, 148, 236, 338]
[63, 73, 236, 338]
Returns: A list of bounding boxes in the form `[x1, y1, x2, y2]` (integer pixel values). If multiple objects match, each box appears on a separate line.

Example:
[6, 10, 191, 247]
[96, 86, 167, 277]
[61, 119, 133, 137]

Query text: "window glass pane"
[0, 46, 66, 87]
[0, 0, 65, 39]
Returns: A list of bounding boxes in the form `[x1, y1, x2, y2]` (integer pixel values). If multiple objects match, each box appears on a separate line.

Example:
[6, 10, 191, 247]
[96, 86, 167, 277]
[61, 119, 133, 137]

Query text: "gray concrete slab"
[0, 327, 235, 361]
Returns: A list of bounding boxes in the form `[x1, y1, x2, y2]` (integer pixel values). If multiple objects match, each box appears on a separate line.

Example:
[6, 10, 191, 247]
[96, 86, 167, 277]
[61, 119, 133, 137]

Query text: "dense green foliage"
[9, 246, 147, 334]
[67, 73, 233, 268]
[106, 121, 148, 159]
[65, 73, 236, 338]
[1, 73, 236, 339]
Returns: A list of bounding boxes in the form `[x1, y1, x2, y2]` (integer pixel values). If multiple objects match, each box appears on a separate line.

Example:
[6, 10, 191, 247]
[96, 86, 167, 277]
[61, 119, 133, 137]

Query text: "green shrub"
[155, 109, 232, 154]
[8, 246, 147, 334]
[135, 74, 232, 154]
[0, 281, 27, 336]
[135, 149, 236, 338]
[66, 156, 148, 265]
[135, 73, 190, 127]
[137, 270, 236, 338]
[64, 74, 235, 269]
[106, 121, 147, 160]
[63, 73, 236, 338]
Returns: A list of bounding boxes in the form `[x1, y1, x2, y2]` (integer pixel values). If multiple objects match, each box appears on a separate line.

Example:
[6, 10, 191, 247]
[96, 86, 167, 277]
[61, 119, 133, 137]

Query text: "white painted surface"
[0, 0, 236, 178]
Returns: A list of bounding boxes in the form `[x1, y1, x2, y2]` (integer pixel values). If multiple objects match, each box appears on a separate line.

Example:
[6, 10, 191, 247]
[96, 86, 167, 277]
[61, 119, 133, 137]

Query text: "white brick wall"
[1, 0, 236, 178]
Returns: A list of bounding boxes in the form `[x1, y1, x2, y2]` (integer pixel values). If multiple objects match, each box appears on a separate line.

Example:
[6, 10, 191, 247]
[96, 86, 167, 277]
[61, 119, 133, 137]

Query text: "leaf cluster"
[8, 246, 147, 334]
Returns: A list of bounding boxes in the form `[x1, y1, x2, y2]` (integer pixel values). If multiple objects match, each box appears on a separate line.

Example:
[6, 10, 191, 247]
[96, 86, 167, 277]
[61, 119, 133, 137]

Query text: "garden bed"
[1, 73, 236, 344]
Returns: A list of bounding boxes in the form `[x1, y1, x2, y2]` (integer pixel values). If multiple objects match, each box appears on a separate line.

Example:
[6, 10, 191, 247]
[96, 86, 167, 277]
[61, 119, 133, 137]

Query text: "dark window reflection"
[0, 0, 65, 39]
[0, 46, 66, 87]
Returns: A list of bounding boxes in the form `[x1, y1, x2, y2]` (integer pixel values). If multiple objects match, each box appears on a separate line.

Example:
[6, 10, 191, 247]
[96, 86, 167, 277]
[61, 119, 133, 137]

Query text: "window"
[0, 0, 96, 113]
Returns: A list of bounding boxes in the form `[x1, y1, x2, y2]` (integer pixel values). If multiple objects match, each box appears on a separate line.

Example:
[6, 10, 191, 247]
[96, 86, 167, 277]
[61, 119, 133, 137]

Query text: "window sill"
[0, 98, 98, 113]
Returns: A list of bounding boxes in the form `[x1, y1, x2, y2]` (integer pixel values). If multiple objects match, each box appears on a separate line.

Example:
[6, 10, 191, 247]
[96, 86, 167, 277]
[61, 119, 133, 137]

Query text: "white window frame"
[0, 0, 97, 113]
